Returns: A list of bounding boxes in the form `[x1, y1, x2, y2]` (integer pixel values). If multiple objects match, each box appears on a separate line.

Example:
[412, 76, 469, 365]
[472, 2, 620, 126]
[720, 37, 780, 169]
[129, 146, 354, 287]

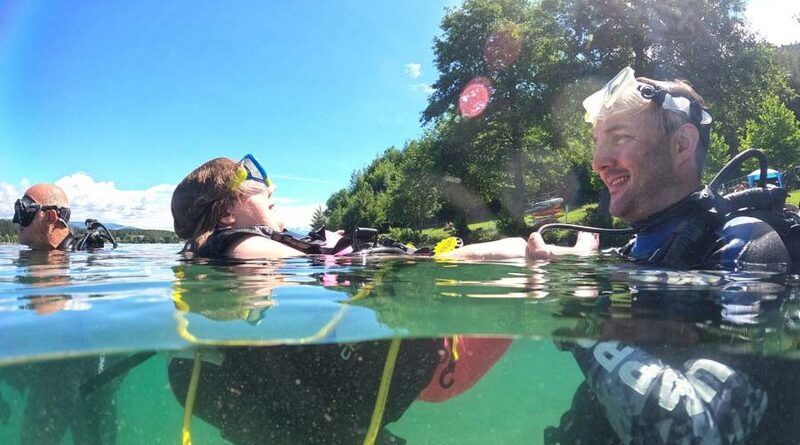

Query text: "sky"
[0, 0, 798, 231]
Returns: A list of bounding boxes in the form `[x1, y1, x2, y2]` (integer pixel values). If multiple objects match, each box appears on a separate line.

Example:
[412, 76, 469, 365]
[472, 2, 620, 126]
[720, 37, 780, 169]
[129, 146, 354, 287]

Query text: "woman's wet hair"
[171, 158, 247, 252]
[637, 77, 709, 179]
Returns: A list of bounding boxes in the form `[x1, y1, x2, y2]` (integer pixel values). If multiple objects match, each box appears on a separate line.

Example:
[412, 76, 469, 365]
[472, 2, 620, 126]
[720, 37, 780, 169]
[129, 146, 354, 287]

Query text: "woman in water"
[168, 154, 441, 445]
[171, 155, 308, 259]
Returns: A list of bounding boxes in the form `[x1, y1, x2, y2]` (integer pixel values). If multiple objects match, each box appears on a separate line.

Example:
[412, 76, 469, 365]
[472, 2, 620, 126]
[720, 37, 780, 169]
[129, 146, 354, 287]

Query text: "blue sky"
[0, 0, 797, 230]
[0, 0, 457, 229]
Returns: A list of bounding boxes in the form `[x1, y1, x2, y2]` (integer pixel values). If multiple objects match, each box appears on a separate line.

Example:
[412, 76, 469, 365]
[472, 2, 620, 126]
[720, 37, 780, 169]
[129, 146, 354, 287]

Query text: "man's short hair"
[636, 77, 709, 180]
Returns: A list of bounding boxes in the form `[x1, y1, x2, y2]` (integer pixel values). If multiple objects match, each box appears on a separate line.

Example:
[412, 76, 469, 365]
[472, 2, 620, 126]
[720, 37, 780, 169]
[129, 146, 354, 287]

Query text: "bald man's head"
[17, 183, 71, 250]
[24, 183, 69, 207]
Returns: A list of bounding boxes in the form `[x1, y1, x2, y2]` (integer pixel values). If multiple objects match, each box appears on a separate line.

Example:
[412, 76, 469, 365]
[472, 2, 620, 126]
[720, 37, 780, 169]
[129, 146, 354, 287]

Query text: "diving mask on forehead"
[228, 153, 273, 191]
[583, 66, 712, 127]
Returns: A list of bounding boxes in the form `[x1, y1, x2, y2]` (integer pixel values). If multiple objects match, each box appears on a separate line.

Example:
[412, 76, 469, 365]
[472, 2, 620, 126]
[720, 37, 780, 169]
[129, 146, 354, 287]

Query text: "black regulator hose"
[537, 223, 633, 236]
[709, 148, 769, 190]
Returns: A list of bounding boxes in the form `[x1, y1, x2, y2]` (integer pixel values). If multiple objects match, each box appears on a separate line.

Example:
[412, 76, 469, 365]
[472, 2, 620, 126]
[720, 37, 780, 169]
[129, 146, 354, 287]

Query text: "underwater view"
[2, 244, 800, 444]
[2, 0, 800, 444]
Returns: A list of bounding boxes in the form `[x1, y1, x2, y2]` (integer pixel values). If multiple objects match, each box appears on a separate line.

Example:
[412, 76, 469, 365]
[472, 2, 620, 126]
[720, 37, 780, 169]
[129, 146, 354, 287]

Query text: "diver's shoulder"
[719, 215, 781, 239]
[227, 234, 303, 259]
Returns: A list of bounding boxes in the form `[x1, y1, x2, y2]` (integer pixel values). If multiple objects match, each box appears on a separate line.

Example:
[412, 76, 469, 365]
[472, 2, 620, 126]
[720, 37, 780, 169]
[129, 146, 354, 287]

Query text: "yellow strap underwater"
[363, 338, 402, 445]
[182, 351, 203, 445]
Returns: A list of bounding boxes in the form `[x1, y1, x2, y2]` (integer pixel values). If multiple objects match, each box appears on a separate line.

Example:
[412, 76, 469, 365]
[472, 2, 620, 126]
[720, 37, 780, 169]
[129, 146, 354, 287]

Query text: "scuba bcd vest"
[196, 225, 437, 259]
[75, 219, 119, 250]
[538, 149, 800, 272]
[59, 219, 119, 251]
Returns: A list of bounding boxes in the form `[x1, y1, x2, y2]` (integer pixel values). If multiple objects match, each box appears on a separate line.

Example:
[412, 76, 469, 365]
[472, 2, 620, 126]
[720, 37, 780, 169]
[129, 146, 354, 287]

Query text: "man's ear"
[218, 212, 236, 227]
[44, 209, 60, 226]
[674, 123, 700, 166]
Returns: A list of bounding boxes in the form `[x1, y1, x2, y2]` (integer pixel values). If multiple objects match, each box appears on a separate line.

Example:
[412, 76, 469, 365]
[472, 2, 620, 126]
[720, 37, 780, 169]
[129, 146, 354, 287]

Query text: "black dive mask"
[12, 195, 71, 228]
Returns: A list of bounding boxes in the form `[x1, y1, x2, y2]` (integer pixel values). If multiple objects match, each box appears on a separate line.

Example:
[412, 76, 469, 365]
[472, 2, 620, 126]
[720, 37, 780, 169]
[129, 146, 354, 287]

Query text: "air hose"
[363, 338, 402, 445]
[182, 351, 202, 445]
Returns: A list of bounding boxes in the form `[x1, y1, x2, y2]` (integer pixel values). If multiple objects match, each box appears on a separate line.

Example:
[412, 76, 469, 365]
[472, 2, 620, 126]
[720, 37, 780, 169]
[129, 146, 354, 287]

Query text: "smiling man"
[525, 67, 792, 270]
[538, 68, 800, 445]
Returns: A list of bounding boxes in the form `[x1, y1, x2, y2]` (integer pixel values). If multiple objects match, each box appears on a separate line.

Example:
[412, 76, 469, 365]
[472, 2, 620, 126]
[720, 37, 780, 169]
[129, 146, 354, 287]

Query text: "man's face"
[591, 110, 679, 222]
[18, 211, 51, 249]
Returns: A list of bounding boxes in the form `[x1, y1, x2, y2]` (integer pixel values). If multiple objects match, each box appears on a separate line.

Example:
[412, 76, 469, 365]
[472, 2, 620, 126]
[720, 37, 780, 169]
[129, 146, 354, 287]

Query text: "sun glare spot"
[483, 30, 522, 71]
[458, 77, 493, 119]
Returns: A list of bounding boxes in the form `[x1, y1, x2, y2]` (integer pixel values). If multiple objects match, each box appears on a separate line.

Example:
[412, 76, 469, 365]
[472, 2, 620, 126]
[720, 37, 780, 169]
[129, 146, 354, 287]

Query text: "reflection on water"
[1, 245, 800, 444]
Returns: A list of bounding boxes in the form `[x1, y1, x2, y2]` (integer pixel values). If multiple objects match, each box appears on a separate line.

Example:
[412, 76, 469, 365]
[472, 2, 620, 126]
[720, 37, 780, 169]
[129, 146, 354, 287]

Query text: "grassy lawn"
[420, 202, 597, 242]
[788, 189, 800, 206]
[416, 188, 800, 246]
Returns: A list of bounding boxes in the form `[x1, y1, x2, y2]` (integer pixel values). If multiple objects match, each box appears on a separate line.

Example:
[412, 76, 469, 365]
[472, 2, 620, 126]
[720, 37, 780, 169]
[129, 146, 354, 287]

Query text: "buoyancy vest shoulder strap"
[196, 226, 342, 258]
[195, 226, 276, 258]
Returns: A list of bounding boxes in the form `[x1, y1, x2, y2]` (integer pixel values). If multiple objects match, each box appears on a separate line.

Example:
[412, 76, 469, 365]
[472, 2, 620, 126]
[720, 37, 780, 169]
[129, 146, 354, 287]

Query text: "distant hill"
[0, 219, 179, 244]
[69, 221, 138, 231]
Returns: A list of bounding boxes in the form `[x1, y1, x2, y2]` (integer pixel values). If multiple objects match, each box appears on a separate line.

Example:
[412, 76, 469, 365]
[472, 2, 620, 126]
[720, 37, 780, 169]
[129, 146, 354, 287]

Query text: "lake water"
[0, 243, 798, 444]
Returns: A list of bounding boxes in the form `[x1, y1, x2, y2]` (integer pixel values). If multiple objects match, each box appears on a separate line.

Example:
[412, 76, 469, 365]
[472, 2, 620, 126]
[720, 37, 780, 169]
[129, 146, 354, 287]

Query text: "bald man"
[12, 184, 75, 250]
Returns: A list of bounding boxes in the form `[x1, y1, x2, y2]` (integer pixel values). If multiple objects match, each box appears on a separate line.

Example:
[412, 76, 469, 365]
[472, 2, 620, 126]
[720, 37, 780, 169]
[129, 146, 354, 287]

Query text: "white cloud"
[409, 83, 435, 94]
[0, 182, 23, 220]
[404, 63, 422, 79]
[745, 0, 800, 45]
[278, 203, 323, 233]
[55, 173, 176, 230]
[1, 173, 323, 234]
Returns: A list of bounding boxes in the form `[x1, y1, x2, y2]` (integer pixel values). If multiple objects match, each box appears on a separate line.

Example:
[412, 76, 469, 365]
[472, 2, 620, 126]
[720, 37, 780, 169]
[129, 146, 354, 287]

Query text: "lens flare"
[458, 77, 493, 119]
[483, 30, 522, 71]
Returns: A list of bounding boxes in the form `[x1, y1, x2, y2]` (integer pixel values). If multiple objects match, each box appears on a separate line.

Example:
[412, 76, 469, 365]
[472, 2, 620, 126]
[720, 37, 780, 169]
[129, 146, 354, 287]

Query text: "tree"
[777, 43, 800, 117]
[560, 0, 793, 156]
[310, 206, 328, 230]
[324, 148, 404, 231]
[424, 0, 580, 227]
[740, 94, 800, 170]
[386, 137, 442, 229]
[702, 131, 732, 184]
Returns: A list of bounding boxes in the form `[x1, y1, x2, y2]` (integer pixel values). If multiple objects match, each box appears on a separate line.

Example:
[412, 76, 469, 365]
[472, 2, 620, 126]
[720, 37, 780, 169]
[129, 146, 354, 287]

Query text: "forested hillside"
[320, 0, 800, 240]
[0, 220, 179, 244]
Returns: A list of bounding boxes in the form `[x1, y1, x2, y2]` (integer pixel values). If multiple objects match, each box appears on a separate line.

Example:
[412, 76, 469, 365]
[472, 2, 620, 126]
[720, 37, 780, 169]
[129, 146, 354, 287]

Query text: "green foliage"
[560, 0, 793, 153]
[740, 94, 800, 170]
[424, 0, 582, 224]
[382, 227, 433, 246]
[0, 220, 17, 243]
[323, 0, 800, 238]
[110, 229, 180, 244]
[385, 138, 443, 229]
[777, 43, 800, 116]
[702, 131, 732, 184]
[0, 220, 179, 244]
[326, 148, 403, 231]
[310, 206, 328, 230]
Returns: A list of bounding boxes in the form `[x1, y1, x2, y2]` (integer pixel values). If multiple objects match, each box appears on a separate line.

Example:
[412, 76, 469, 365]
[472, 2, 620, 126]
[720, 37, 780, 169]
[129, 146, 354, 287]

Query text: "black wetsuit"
[170, 342, 439, 445]
[3, 234, 121, 445]
[2, 356, 123, 445]
[194, 226, 275, 258]
[172, 228, 441, 444]
[549, 195, 799, 445]
[56, 231, 79, 251]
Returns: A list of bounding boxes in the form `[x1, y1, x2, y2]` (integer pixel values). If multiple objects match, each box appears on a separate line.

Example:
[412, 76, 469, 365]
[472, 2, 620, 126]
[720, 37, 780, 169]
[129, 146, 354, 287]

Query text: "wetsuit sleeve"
[707, 216, 791, 270]
[570, 340, 767, 445]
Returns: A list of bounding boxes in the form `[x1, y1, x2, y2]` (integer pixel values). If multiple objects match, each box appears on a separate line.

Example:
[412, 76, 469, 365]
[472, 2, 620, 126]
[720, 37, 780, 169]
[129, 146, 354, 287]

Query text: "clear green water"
[1, 244, 799, 444]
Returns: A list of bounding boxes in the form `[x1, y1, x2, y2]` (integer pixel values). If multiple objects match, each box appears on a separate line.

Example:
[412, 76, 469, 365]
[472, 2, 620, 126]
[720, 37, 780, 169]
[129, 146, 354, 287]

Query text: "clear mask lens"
[583, 67, 647, 124]
[583, 66, 712, 127]
[240, 154, 271, 187]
